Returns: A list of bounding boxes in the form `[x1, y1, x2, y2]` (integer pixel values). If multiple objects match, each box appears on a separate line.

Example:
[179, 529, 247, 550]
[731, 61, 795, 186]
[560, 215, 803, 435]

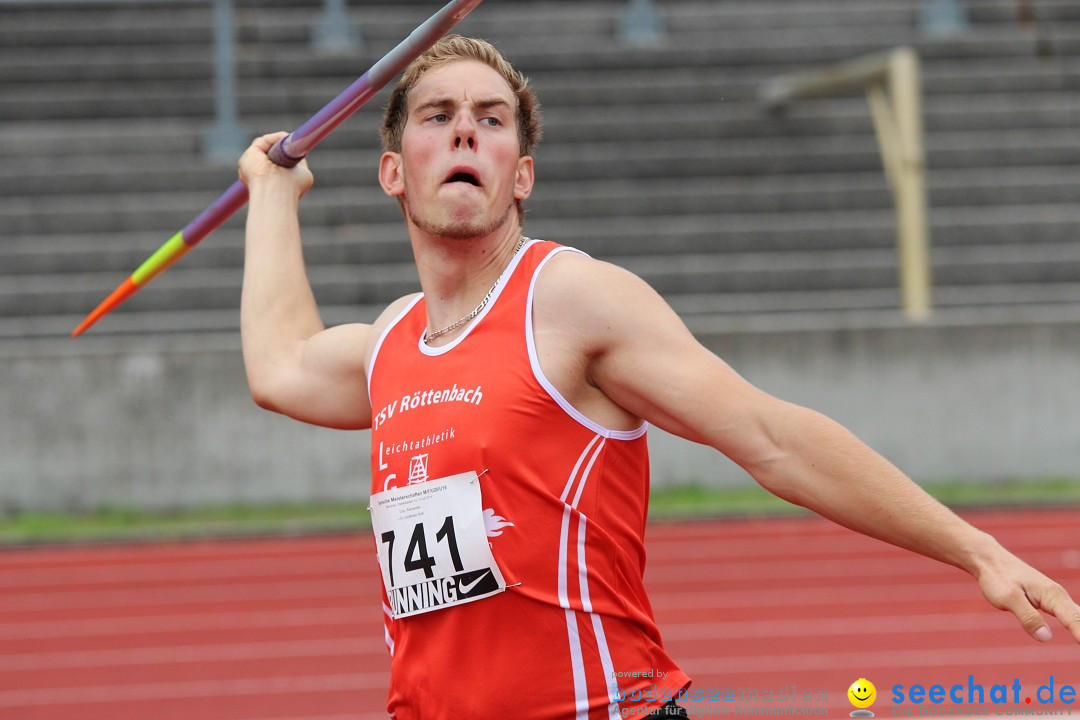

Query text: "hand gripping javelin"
[71, 0, 485, 337]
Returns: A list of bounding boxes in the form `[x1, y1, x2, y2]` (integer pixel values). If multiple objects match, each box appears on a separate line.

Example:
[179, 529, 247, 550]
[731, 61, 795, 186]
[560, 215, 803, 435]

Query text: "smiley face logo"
[848, 678, 877, 709]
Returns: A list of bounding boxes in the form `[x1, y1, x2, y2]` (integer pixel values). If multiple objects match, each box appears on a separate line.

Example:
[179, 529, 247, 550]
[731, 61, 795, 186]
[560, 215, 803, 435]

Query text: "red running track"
[1, 507, 1078, 720]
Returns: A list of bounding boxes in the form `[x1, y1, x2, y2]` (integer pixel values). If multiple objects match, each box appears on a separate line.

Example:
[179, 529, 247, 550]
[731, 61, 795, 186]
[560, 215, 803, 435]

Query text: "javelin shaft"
[72, 0, 484, 337]
[269, 0, 483, 166]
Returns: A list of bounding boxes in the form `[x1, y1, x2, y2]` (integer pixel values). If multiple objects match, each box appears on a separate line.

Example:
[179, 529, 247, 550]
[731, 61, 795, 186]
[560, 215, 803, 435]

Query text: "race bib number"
[370, 471, 506, 619]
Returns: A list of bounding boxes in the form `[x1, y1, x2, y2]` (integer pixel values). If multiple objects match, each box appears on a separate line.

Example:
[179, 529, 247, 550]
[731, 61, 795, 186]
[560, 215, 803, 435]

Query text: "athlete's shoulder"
[532, 245, 672, 354]
[534, 246, 656, 313]
[364, 293, 422, 366]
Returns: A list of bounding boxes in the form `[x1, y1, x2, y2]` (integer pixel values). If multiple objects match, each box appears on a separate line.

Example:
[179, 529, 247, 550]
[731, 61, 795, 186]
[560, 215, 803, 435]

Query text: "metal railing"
[761, 48, 933, 321]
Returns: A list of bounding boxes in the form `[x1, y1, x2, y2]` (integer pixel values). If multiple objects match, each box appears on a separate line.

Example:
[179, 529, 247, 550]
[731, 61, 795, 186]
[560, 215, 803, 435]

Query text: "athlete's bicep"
[563, 258, 788, 467]
[251, 322, 374, 430]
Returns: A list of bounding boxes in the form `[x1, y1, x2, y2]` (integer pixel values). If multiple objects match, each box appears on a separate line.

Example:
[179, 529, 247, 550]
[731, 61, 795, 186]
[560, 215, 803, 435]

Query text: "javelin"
[71, 0, 485, 337]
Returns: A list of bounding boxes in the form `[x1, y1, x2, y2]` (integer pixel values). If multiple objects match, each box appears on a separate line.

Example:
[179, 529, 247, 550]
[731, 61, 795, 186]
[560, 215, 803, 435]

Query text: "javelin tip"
[71, 278, 140, 337]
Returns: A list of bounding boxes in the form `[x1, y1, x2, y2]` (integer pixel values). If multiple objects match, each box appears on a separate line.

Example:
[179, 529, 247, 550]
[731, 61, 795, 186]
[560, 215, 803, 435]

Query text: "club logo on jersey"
[408, 454, 429, 485]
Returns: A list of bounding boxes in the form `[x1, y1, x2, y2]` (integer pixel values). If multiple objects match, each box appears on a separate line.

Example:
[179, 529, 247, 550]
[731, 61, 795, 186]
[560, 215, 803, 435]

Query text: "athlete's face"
[379, 60, 534, 240]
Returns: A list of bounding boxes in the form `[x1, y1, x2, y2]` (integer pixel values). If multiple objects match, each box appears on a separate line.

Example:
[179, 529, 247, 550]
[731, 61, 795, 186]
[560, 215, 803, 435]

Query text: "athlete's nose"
[452, 113, 477, 150]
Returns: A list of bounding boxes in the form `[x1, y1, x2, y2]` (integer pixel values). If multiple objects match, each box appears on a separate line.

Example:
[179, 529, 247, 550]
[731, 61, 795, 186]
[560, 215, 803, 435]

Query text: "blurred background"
[1, 0, 1079, 519]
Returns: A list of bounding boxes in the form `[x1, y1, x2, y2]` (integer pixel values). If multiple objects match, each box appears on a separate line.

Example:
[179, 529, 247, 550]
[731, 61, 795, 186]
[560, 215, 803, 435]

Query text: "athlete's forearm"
[748, 403, 997, 576]
[240, 182, 324, 400]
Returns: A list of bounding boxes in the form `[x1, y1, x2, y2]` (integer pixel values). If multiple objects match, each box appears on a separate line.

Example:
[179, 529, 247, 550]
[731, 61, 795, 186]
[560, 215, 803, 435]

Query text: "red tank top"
[367, 240, 690, 719]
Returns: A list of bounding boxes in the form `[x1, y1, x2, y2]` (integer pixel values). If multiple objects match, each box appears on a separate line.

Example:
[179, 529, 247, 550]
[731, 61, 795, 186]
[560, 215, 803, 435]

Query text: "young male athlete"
[238, 36, 1080, 720]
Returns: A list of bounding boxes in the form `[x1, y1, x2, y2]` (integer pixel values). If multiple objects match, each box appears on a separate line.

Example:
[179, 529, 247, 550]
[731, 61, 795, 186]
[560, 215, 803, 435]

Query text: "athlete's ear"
[514, 155, 534, 203]
[379, 152, 405, 197]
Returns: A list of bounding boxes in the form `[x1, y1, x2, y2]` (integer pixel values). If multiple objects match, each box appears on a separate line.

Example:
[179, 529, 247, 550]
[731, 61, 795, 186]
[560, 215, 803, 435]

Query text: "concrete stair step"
[6, 240, 1077, 319]
[0, 169, 1073, 238]
[5, 87, 1080, 177]
[6, 0, 1075, 40]
[6, 30, 1080, 121]
[557, 204, 1080, 257]
[0, 262, 419, 317]
[6, 131, 1080, 217]
[5, 129, 1080, 233]
[0, 226, 413, 275]
[612, 242, 1080, 295]
[529, 130, 1080, 178]
[9, 283, 1080, 341]
[18, 298, 1080, 341]
[0, 119, 200, 159]
[3, 202, 1079, 281]
[7, 48, 1078, 111]
[670, 283, 1080, 317]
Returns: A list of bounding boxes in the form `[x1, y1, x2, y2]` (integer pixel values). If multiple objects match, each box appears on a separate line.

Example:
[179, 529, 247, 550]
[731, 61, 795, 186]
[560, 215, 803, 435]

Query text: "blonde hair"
[380, 35, 542, 157]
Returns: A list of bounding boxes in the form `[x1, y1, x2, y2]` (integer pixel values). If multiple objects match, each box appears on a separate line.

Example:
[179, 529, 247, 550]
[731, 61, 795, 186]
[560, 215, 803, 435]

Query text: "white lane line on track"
[0, 541, 369, 569]
[0, 555, 379, 589]
[0, 637, 388, 671]
[659, 612, 1014, 640]
[245, 716, 385, 720]
[648, 581, 982, 610]
[0, 578, 369, 612]
[643, 511, 1080, 541]
[644, 527, 1080, 561]
[680, 643, 1080, 674]
[242, 716, 368, 720]
[0, 606, 371, 640]
[0, 548, 365, 569]
[0, 672, 389, 708]
[245, 716, 388, 720]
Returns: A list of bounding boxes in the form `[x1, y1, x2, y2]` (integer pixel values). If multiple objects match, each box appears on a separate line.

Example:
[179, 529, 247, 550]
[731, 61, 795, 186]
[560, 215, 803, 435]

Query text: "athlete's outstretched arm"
[238, 132, 373, 430]
[545, 252, 1080, 645]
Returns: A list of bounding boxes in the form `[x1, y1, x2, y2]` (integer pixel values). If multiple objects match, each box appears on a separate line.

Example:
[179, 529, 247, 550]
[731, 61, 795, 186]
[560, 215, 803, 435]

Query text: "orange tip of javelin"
[71, 277, 140, 338]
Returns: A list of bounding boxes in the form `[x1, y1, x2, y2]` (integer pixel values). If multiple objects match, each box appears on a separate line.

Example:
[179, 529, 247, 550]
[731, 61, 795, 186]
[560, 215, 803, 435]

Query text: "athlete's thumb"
[1021, 614, 1053, 643]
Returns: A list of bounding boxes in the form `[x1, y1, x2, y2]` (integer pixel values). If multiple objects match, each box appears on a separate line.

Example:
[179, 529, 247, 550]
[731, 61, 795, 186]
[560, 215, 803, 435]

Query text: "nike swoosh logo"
[458, 570, 492, 596]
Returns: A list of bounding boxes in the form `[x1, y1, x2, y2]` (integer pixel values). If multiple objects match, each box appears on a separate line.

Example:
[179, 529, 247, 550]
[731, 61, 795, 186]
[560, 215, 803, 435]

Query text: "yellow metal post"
[762, 46, 933, 321]
[889, 48, 933, 321]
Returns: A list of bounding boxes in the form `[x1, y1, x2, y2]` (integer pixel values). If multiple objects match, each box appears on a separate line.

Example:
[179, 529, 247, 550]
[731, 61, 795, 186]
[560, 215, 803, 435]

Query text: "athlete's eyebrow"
[413, 97, 513, 116]
[474, 98, 513, 113]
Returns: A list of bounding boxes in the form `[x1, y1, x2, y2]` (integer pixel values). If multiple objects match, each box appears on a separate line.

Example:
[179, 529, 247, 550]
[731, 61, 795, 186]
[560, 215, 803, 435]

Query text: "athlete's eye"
[482, 116, 501, 127]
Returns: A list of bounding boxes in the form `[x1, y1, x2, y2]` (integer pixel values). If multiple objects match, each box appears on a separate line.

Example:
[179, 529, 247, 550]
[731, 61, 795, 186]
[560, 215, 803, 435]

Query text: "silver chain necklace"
[423, 236, 529, 344]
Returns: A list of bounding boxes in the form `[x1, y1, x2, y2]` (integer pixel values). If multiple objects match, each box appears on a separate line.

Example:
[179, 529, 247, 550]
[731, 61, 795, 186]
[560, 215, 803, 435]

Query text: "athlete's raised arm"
[535, 250, 1080, 645]
[238, 132, 374, 430]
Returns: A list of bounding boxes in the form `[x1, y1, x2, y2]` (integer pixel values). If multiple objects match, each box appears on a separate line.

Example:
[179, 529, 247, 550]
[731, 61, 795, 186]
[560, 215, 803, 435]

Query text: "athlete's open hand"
[974, 541, 1080, 644]
[238, 131, 314, 200]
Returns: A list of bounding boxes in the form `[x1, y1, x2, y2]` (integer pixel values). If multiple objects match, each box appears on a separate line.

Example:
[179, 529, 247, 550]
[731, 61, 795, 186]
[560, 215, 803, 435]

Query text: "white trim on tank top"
[527, 245, 648, 441]
[415, 238, 543, 357]
[366, 294, 424, 400]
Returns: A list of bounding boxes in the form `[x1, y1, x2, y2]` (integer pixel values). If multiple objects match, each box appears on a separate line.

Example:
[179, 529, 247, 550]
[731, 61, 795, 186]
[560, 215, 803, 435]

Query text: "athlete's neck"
[409, 220, 525, 338]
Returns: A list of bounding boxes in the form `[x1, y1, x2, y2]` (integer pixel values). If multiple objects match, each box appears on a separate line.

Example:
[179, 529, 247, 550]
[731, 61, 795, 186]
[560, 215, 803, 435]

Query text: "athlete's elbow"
[248, 384, 278, 413]
[715, 412, 805, 502]
[248, 381, 278, 413]
[245, 365, 287, 414]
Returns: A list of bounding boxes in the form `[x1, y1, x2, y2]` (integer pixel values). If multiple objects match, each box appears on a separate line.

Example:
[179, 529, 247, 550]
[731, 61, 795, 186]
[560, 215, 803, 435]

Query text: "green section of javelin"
[0, 478, 1077, 546]
[132, 231, 191, 286]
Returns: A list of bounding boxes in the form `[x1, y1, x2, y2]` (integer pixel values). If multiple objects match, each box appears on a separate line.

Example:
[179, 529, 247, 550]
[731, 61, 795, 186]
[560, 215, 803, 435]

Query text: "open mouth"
[444, 169, 482, 187]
